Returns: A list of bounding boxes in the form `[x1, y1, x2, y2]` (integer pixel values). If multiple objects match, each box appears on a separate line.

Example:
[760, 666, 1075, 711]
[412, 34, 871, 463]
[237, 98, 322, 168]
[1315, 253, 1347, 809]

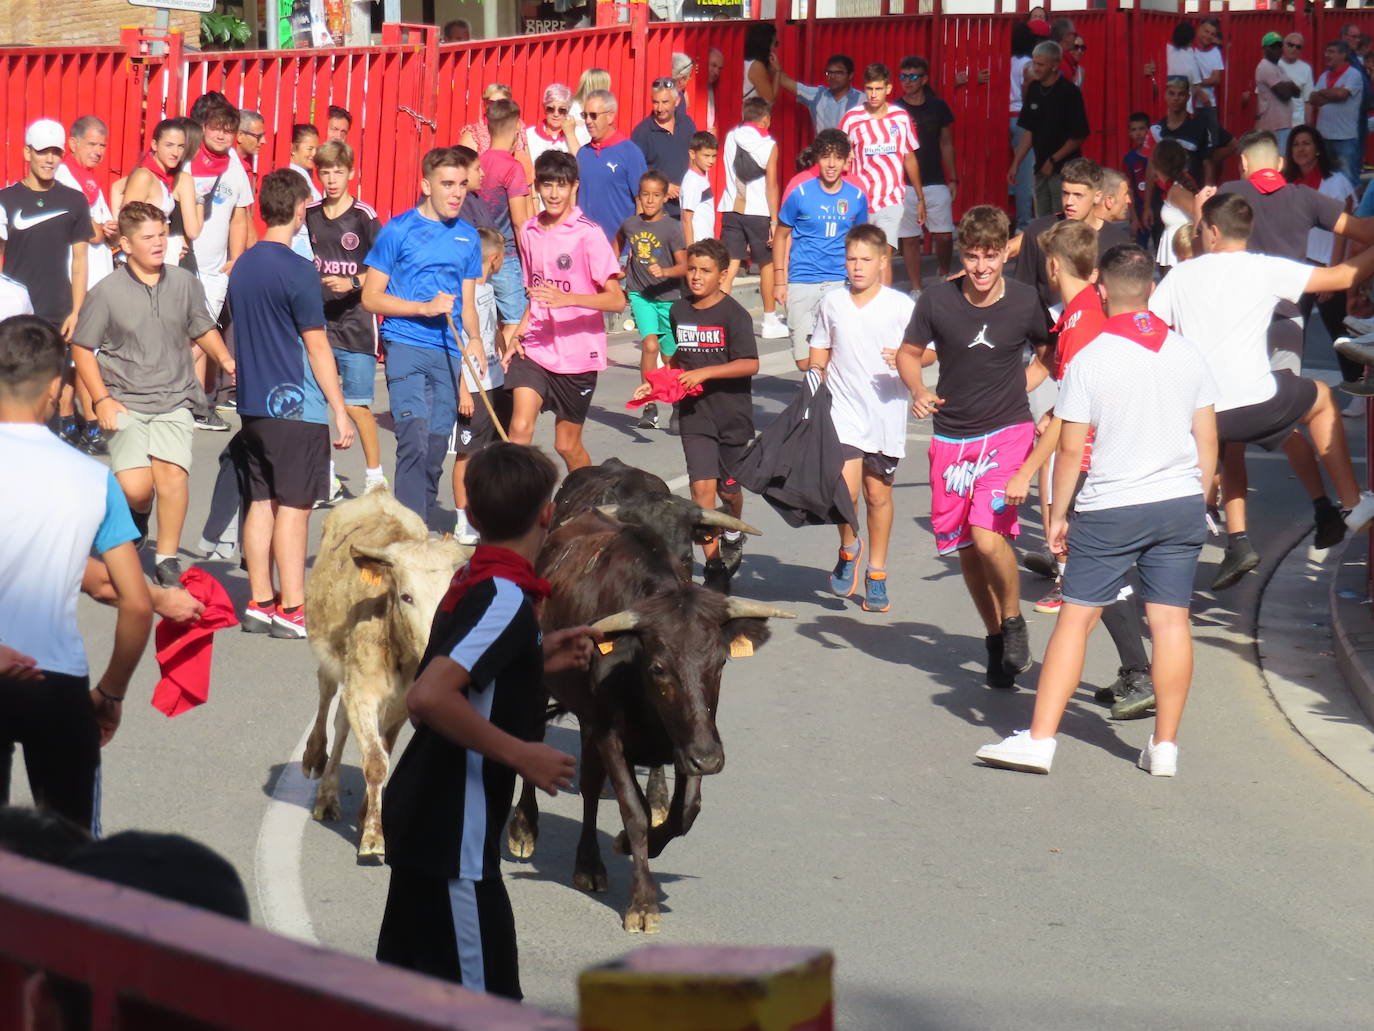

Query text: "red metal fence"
[1, 4, 1370, 225]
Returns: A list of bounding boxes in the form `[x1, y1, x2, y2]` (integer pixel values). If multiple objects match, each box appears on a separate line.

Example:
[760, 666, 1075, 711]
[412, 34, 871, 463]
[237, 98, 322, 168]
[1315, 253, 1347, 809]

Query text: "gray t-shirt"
[619, 212, 686, 300]
[73, 264, 216, 414]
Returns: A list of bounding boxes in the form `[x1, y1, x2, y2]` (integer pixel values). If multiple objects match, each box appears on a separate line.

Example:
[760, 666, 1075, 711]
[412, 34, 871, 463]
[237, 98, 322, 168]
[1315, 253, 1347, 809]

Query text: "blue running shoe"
[829, 538, 863, 597]
[862, 571, 890, 612]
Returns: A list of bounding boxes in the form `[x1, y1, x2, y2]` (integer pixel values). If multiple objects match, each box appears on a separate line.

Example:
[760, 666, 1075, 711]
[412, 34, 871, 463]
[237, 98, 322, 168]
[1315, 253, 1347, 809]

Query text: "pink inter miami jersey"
[839, 107, 918, 212]
[517, 206, 623, 375]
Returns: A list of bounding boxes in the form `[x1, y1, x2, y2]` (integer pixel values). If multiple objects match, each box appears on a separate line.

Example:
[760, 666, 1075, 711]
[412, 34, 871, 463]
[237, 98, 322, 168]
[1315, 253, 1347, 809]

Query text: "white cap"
[25, 119, 65, 153]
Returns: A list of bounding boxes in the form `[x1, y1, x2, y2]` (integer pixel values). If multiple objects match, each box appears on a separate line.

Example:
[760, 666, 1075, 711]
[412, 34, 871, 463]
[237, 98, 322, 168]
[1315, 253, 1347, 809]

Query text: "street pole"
[152, 6, 169, 55]
[384, 0, 400, 24]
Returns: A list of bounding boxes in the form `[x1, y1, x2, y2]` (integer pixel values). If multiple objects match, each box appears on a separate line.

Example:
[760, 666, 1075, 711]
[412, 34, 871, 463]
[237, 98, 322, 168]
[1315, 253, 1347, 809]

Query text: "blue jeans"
[384, 339, 463, 520]
[1009, 117, 1034, 230]
[488, 251, 528, 324]
[1328, 136, 1363, 190]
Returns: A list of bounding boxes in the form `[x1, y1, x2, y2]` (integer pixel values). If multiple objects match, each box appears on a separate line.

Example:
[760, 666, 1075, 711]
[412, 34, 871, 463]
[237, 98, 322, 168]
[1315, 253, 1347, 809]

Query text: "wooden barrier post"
[578, 946, 835, 1031]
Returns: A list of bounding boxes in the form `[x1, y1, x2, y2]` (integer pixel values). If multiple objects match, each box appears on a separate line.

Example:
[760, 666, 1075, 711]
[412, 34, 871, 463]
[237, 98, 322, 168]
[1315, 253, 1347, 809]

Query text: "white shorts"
[870, 203, 904, 248]
[785, 280, 845, 361]
[900, 184, 954, 237]
[199, 271, 229, 323]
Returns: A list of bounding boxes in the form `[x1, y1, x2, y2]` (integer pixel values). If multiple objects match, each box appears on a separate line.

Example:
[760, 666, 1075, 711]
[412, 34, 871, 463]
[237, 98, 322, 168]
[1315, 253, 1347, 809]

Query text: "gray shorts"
[786, 280, 845, 361]
[870, 203, 903, 248]
[109, 407, 195, 474]
[1061, 495, 1205, 608]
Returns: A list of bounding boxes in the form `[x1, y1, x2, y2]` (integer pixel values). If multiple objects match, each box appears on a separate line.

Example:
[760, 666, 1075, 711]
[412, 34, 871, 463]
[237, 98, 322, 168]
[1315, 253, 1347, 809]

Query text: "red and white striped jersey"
[839, 106, 918, 212]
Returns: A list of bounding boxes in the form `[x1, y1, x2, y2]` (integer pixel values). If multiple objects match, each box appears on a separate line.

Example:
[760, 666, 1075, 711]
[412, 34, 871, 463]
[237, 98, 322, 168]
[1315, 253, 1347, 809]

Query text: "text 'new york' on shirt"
[364, 207, 483, 353]
[668, 292, 758, 440]
[904, 277, 1049, 438]
[518, 206, 622, 375]
[306, 198, 381, 355]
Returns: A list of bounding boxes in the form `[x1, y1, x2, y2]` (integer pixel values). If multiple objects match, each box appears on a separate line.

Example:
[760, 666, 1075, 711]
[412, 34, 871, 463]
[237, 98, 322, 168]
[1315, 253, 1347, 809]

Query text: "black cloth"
[306, 199, 381, 355]
[1215, 369, 1318, 451]
[1014, 214, 1132, 309]
[238, 415, 330, 508]
[735, 375, 859, 528]
[504, 353, 597, 425]
[619, 212, 686, 299]
[0, 181, 91, 323]
[1153, 116, 1212, 185]
[0, 671, 99, 833]
[631, 112, 698, 216]
[904, 277, 1049, 438]
[382, 576, 545, 880]
[670, 293, 758, 443]
[1016, 76, 1089, 173]
[894, 94, 954, 186]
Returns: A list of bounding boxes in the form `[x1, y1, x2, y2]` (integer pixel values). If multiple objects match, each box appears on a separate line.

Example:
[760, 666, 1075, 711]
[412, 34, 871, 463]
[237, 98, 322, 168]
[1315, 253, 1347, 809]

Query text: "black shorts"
[505, 352, 597, 425]
[238, 415, 330, 508]
[1216, 370, 1317, 452]
[376, 868, 521, 1000]
[840, 444, 901, 486]
[454, 386, 513, 456]
[0, 671, 100, 833]
[720, 212, 772, 266]
[682, 433, 749, 491]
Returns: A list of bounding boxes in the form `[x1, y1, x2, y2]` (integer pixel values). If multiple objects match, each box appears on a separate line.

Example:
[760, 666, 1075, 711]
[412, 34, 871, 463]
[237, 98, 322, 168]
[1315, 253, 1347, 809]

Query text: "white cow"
[302, 490, 471, 857]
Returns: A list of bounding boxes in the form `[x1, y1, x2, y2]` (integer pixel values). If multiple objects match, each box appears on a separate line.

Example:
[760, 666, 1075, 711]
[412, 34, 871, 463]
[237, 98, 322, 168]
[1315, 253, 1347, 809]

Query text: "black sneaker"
[1022, 548, 1058, 579]
[1314, 498, 1348, 550]
[984, 634, 1015, 689]
[1094, 666, 1133, 704]
[636, 402, 659, 430]
[1110, 668, 1156, 720]
[1211, 538, 1260, 591]
[154, 556, 184, 588]
[195, 411, 230, 432]
[58, 421, 83, 449]
[131, 508, 151, 550]
[79, 426, 109, 455]
[719, 532, 745, 576]
[703, 557, 731, 595]
[1000, 614, 1032, 675]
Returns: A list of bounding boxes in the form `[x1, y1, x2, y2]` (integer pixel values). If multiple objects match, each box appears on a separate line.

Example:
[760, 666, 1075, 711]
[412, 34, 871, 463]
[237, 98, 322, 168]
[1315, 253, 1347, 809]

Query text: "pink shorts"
[928, 422, 1035, 555]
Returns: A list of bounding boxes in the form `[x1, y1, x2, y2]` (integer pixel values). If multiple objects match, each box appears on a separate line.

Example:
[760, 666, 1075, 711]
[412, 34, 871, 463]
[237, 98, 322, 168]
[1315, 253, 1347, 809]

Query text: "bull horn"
[592, 609, 640, 634]
[696, 508, 763, 536]
[595, 504, 621, 520]
[723, 598, 796, 620]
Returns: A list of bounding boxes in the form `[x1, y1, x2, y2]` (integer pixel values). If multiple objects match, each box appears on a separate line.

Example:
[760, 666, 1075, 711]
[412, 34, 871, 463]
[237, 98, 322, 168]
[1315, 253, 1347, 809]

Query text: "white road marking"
[255, 701, 335, 944]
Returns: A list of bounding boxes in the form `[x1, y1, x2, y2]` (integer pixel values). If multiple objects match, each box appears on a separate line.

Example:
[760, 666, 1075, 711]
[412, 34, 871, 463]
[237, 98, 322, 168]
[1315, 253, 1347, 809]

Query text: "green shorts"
[628, 292, 677, 356]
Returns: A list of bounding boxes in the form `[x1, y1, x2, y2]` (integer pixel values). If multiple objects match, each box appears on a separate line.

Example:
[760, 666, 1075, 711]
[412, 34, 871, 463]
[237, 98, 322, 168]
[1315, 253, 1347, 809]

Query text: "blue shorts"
[333, 348, 377, 406]
[1061, 495, 1205, 609]
[489, 251, 528, 324]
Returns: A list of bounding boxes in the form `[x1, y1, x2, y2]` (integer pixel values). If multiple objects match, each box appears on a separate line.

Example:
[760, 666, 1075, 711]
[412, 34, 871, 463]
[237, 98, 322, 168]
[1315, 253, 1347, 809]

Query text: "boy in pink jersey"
[839, 63, 926, 286]
[505, 150, 625, 472]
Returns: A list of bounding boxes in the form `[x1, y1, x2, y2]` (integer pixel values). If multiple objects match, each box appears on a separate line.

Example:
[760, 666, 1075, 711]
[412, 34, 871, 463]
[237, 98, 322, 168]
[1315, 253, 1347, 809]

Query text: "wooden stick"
[446, 312, 509, 443]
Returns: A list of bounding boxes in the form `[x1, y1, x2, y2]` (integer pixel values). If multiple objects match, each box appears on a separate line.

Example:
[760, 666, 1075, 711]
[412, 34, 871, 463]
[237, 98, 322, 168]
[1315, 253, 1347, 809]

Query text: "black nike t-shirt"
[904, 277, 1049, 438]
[0, 181, 91, 324]
[305, 198, 381, 355]
[669, 293, 758, 442]
[1014, 213, 1134, 309]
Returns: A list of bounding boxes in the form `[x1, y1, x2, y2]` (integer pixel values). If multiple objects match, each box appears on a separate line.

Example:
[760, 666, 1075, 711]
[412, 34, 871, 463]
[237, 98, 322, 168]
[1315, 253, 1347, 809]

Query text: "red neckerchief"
[586, 131, 627, 153]
[1155, 175, 1175, 195]
[139, 151, 176, 192]
[61, 155, 101, 207]
[1298, 165, 1323, 190]
[439, 545, 551, 613]
[1247, 168, 1288, 194]
[190, 144, 232, 178]
[1102, 310, 1170, 352]
[532, 121, 563, 143]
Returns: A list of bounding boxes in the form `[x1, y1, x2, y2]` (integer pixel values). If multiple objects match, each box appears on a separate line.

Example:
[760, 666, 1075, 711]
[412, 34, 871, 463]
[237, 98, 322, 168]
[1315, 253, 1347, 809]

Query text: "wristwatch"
[351, 274, 361, 290]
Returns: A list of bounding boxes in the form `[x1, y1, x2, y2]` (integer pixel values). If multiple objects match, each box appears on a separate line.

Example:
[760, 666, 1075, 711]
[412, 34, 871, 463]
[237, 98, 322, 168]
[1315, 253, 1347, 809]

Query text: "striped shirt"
[839, 106, 918, 212]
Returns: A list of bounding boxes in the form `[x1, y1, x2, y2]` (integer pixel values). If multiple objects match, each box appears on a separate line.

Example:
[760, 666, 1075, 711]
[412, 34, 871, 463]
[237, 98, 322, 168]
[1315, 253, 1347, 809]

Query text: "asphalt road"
[28, 311, 1374, 1029]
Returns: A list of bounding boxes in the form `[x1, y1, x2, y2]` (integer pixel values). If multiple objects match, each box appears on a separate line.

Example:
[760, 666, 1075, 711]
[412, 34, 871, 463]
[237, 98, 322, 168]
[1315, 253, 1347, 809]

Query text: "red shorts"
[928, 422, 1035, 555]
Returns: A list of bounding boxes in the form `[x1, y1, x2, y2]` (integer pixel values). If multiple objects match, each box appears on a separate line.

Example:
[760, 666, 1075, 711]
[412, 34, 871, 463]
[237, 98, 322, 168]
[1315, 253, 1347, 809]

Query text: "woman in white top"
[570, 68, 612, 147]
[526, 83, 579, 162]
[120, 117, 201, 267]
[1149, 139, 1196, 273]
[743, 22, 780, 105]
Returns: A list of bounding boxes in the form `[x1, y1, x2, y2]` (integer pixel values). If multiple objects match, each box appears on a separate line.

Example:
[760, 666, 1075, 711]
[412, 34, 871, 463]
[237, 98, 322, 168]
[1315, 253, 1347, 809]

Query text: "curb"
[1330, 533, 1374, 727]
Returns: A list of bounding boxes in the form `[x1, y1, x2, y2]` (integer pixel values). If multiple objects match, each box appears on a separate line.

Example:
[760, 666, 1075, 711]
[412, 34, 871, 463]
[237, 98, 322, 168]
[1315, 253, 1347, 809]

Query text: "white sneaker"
[1343, 394, 1367, 418]
[1137, 736, 1178, 777]
[760, 311, 789, 339]
[1334, 333, 1374, 367]
[456, 527, 480, 546]
[975, 730, 1056, 774]
[1344, 314, 1374, 336]
[364, 476, 389, 493]
[1344, 491, 1374, 534]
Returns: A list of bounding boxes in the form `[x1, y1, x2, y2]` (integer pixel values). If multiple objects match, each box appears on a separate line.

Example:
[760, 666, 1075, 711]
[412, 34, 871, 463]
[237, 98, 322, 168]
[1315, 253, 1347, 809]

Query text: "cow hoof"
[312, 796, 341, 822]
[506, 811, 538, 859]
[622, 903, 661, 934]
[358, 835, 385, 859]
[301, 749, 325, 781]
[573, 866, 609, 893]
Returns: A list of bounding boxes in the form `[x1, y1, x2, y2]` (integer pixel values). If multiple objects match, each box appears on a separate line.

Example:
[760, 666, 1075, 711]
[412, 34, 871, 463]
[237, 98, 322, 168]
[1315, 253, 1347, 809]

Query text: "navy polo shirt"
[631, 112, 698, 213]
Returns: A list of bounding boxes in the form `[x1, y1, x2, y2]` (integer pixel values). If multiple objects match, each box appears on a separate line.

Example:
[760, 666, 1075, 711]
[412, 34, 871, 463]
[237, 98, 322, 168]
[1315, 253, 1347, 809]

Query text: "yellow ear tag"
[729, 635, 754, 658]
[358, 567, 383, 586]
[597, 640, 616, 655]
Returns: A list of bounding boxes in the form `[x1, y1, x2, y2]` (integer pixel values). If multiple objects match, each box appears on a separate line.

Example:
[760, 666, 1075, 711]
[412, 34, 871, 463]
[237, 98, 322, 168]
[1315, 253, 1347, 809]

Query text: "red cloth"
[1051, 285, 1107, 472]
[624, 364, 706, 409]
[1297, 165, 1323, 190]
[61, 155, 102, 208]
[151, 568, 238, 718]
[1247, 168, 1287, 195]
[189, 144, 232, 179]
[1101, 310, 1170, 353]
[440, 546, 550, 614]
[138, 150, 176, 192]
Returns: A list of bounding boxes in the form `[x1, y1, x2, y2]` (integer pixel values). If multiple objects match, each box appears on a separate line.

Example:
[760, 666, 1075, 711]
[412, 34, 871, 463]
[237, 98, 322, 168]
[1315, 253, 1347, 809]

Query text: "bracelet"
[96, 684, 124, 703]
[92, 396, 113, 408]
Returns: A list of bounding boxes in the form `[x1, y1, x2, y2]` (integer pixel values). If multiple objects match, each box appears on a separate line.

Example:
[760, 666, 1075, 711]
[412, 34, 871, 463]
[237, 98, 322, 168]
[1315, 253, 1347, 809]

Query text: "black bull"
[506, 510, 792, 933]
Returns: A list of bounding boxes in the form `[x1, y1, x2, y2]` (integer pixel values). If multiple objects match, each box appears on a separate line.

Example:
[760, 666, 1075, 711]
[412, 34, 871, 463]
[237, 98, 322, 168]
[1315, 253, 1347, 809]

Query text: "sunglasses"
[900, 72, 925, 81]
[583, 111, 608, 120]
[1285, 41, 1303, 48]
[238, 130, 264, 140]
[545, 105, 569, 115]
[1071, 43, 1086, 51]
[652, 77, 675, 89]
[825, 68, 849, 76]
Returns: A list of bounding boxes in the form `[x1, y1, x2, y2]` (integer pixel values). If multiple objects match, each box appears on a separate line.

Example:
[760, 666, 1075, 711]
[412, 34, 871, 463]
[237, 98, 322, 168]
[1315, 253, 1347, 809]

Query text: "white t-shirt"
[1167, 45, 1200, 112]
[1192, 45, 1224, 108]
[0, 423, 138, 676]
[1056, 322, 1217, 512]
[463, 281, 505, 392]
[680, 167, 715, 242]
[53, 164, 114, 287]
[191, 153, 255, 274]
[1281, 57, 1315, 126]
[720, 123, 776, 218]
[1308, 173, 1356, 265]
[287, 163, 321, 261]
[1010, 55, 1032, 113]
[810, 286, 916, 459]
[1149, 251, 1311, 412]
[1315, 64, 1364, 141]
[0, 273, 33, 319]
